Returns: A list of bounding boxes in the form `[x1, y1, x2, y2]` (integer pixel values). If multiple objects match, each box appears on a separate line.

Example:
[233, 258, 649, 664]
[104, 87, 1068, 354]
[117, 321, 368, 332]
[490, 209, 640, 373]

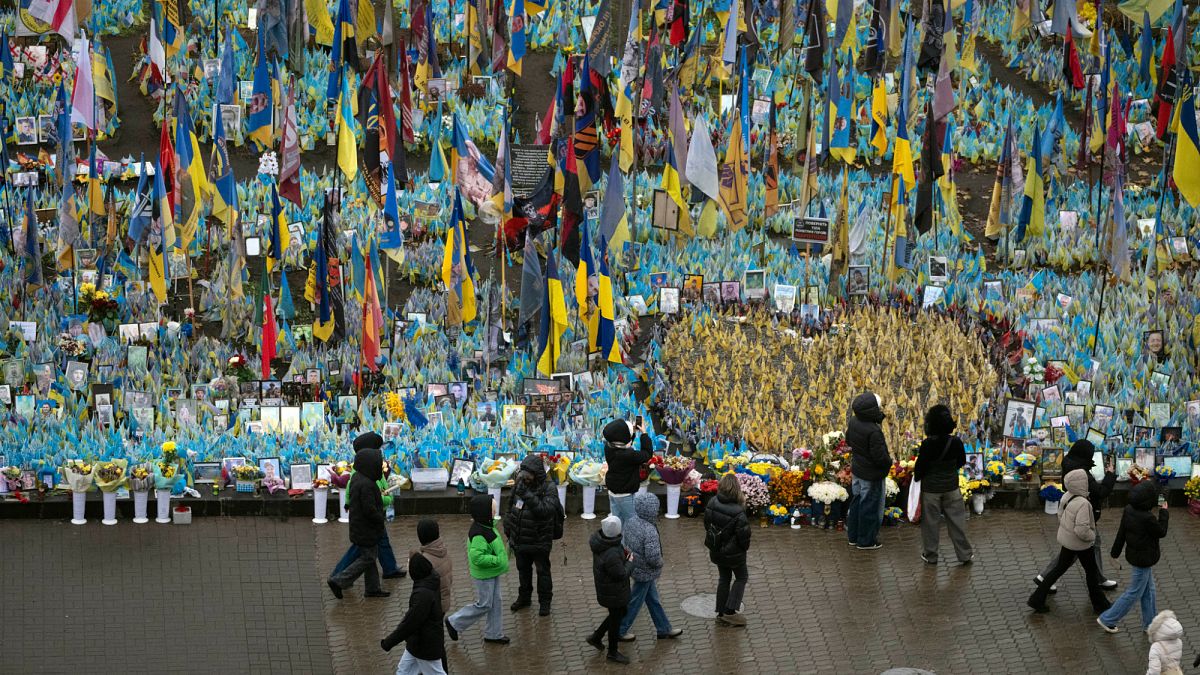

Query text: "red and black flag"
[669, 0, 689, 47]
[504, 164, 558, 248]
[1062, 35, 1085, 90]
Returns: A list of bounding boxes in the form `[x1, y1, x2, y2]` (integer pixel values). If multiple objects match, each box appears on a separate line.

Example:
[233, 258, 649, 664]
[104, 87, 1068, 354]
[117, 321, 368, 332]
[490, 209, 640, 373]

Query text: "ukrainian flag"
[210, 105, 237, 231]
[327, 0, 355, 100]
[440, 191, 477, 325]
[248, 30, 275, 151]
[660, 143, 690, 231]
[173, 89, 209, 251]
[537, 251, 568, 376]
[1016, 124, 1045, 241]
[507, 0, 526, 75]
[870, 75, 889, 155]
[160, 0, 183, 58]
[149, 160, 173, 304]
[1172, 77, 1200, 207]
[267, 185, 290, 273]
[597, 240, 621, 364]
[575, 219, 599, 351]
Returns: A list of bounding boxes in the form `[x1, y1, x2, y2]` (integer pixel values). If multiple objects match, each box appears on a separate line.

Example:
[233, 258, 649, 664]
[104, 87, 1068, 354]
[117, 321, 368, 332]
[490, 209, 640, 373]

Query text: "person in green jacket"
[330, 445, 405, 579]
[445, 494, 510, 645]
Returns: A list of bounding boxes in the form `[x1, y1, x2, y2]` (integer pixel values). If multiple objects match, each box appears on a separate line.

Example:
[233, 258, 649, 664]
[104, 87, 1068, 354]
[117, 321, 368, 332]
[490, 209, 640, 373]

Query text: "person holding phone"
[603, 417, 654, 527]
[1096, 481, 1170, 633]
[1035, 439, 1119, 592]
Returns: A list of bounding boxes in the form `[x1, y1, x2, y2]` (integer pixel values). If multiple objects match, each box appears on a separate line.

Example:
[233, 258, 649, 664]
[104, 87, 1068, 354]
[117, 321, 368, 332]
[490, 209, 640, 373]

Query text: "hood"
[519, 454, 547, 485]
[408, 552, 434, 581]
[852, 392, 885, 423]
[416, 519, 440, 545]
[1148, 610, 1183, 642]
[1066, 439, 1096, 466]
[589, 530, 624, 555]
[1128, 480, 1159, 511]
[633, 492, 660, 522]
[353, 446, 384, 482]
[469, 494, 494, 528]
[1063, 468, 1089, 496]
[353, 431, 384, 452]
[419, 538, 448, 559]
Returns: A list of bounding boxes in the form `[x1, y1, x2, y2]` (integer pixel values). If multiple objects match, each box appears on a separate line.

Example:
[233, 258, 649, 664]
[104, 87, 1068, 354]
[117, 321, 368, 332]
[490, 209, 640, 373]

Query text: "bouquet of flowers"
[767, 504, 790, 525]
[889, 459, 916, 487]
[472, 456, 520, 489]
[885, 477, 900, 502]
[94, 460, 128, 492]
[79, 283, 119, 325]
[542, 454, 571, 485]
[384, 393, 406, 421]
[985, 460, 1007, 481]
[329, 461, 353, 489]
[657, 455, 695, 485]
[233, 464, 263, 482]
[312, 478, 331, 489]
[807, 481, 849, 504]
[568, 458, 607, 487]
[741, 461, 782, 485]
[155, 442, 184, 490]
[57, 332, 88, 357]
[883, 506, 904, 524]
[699, 479, 719, 497]
[768, 469, 807, 507]
[643, 455, 662, 482]
[1153, 465, 1177, 485]
[1013, 453, 1037, 477]
[1038, 482, 1065, 502]
[130, 465, 154, 492]
[713, 453, 752, 472]
[225, 354, 255, 382]
[2, 466, 22, 491]
[62, 460, 95, 492]
[735, 472, 769, 514]
[1022, 357, 1046, 384]
[1185, 476, 1200, 502]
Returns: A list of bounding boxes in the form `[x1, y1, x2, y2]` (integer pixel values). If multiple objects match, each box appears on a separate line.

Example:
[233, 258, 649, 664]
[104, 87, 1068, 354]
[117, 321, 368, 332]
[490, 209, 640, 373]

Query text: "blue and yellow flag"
[211, 105, 237, 230]
[336, 73, 358, 182]
[267, 184, 290, 273]
[312, 191, 336, 342]
[149, 159, 173, 303]
[23, 191, 43, 289]
[1016, 123, 1045, 241]
[159, 0, 183, 58]
[575, 218, 599, 350]
[248, 29, 275, 150]
[508, 0, 527, 75]
[440, 191, 477, 325]
[173, 88, 209, 251]
[537, 251, 568, 376]
[327, 0, 356, 100]
[597, 240, 621, 364]
[1172, 76, 1200, 207]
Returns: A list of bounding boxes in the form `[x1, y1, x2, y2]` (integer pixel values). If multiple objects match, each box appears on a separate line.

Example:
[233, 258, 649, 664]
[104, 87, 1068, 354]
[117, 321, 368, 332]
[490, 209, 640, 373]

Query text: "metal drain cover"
[680, 593, 743, 619]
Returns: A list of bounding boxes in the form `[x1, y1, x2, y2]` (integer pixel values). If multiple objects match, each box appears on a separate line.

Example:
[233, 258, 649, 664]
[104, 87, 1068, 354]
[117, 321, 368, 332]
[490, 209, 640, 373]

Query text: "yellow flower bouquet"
[62, 460, 95, 493]
[94, 459, 129, 493]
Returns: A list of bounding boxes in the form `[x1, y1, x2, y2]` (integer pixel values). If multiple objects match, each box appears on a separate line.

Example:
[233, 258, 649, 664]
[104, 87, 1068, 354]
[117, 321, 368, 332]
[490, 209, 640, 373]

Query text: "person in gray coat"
[1027, 469, 1112, 614]
[616, 493, 684, 642]
[913, 405, 973, 565]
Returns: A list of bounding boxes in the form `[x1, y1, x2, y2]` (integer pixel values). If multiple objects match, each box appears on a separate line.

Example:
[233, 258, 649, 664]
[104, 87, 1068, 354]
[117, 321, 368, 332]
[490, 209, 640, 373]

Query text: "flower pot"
[665, 484, 682, 519]
[312, 488, 330, 524]
[488, 487, 501, 514]
[1044, 499, 1059, 515]
[101, 491, 118, 525]
[338, 488, 350, 523]
[155, 489, 172, 523]
[132, 491, 150, 524]
[971, 494, 986, 515]
[581, 486, 597, 519]
[557, 484, 567, 512]
[1187, 499, 1200, 517]
[71, 491, 87, 525]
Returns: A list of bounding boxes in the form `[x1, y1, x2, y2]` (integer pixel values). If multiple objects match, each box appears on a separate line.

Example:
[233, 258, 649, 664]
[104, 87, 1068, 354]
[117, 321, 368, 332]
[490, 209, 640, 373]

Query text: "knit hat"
[408, 553, 434, 581]
[353, 431, 384, 452]
[417, 519, 440, 545]
[601, 514, 622, 538]
[1066, 439, 1096, 465]
[603, 419, 633, 446]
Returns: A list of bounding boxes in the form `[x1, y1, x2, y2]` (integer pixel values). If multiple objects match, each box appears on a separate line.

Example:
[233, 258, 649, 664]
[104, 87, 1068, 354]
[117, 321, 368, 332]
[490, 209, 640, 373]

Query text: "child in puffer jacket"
[1145, 610, 1183, 675]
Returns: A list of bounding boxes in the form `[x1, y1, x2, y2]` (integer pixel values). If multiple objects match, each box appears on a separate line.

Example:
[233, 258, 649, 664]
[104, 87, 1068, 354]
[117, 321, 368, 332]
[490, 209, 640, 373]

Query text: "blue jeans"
[846, 476, 884, 547]
[1099, 566, 1157, 630]
[333, 531, 400, 576]
[609, 493, 636, 526]
[619, 579, 672, 636]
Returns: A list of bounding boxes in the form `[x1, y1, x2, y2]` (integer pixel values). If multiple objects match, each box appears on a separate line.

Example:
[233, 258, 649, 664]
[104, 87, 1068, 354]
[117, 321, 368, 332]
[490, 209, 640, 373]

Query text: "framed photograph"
[426, 411, 443, 429]
[700, 282, 721, 304]
[449, 457, 475, 486]
[626, 294, 649, 316]
[1163, 455, 1191, 478]
[1170, 236, 1190, 260]
[928, 256, 949, 282]
[0, 385, 10, 405]
[1085, 427, 1106, 447]
[1159, 427, 1185, 456]
[1133, 426, 1155, 446]
[1030, 427, 1051, 447]
[337, 395, 359, 417]
[382, 421, 402, 442]
[525, 410, 546, 431]
[659, 287, 680, 315]
[15, 116, 37, 145]
[1115, 457, 1134, 479]
[847, 266, 869, 296]
[651, 188, 680, 230]
[1143, 330, 1164, 359]
[1075, 380, 1092, 400]
[193, 462, 221, 484]
[1041, 449, 1064, 478]
[963, 452, 984, 480]
[476, 401, 498, 426]
[302, 401, 325, 429]
[221, 457, 247, 482]
[290, 463, 313, 490]
[1149, 371, 1171, 390]
[316, 464, 333, 481]
[1000, 437, 1022, 466]
[742, 270, 767, 300]
[62, 361, 88, 391]
[1091, 405, 1115, 433]
[1147, 403, 1171, 428]
[522, 379, 559, 395]
[720, 281, 741, 304]
[550, 372, 573, 392]
[1065, 404, 1088, 431]
[1040, 385, 1061, 403]
[219, 104, 242, 138]
[448, 381, 469, 406]
[683, 274, 704, 301]
[502, 404, 526, 432]
[425, 383, 448, 399]
[2, 359, 24, 386]
[279, 406, 300, 433]
[257, 457, 282, 483]
[1002, 399, 1036, 439]
[37, 114, 55, 144]
[259, 406, 281, 431]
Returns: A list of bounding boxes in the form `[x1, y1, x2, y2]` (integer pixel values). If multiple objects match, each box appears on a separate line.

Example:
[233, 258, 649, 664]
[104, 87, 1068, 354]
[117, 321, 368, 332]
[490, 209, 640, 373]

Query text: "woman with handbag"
[913, 405, 974, 565]
[703, 474, 751, 627]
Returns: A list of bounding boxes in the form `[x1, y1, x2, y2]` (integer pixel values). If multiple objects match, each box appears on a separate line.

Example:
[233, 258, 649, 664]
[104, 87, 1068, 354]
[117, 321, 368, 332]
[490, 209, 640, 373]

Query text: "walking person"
[446, 495, 510, 645]
[913, 404, 974, 565]
[504, 455, 565, 616]
[603, 418, 654, 525]
[1035, 439, 1119, 592]
[1097, 481, 1169, 633]
[1145, 610, 1184, 675]
[412, 519, 453, 615]
[704, 473, 751, 627]
[1027, 469, 1112, 615]
[380, 553, 447, 675]
[845, 392, 892, 550]
[327, 434, 390, 599]
[617, 493, 683, 642]
[332, 439, 405, 579]
[586, 515, 633, 665]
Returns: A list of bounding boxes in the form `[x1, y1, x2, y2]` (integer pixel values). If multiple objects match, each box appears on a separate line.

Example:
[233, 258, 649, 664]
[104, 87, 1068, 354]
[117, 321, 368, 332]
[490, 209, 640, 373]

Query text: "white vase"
[0, 478, 8, 494]
[1044, 499, 1059, 515]
[665, 484, 682, 519]
[155, 489, 172, 523]
[101, 491, 118, 525]
[71, 491, 87, 525]
[133, 491, 150, 523]
[338, 488, 350, 523]
[581, 486, 597, 519]
[312, 488, 329, 524]
[971, 494, 986, 515]
[488, 487, 501, 514]
[557, 484, 568, 511]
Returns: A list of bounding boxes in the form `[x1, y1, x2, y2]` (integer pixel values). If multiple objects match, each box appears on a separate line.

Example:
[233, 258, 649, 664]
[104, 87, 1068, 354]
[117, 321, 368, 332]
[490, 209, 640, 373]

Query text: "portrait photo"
[847, 266, 869, 296]
[1002, 399, 1035, 439]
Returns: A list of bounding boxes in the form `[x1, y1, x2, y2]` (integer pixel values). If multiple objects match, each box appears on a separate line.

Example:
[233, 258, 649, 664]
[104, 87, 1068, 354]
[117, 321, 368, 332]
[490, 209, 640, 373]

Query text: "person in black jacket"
[1097, 480, 1170, 633]
[845, 392, 892, 550]
[328, 434, 389, 599]
[603, 418, 654, 526]
[504, 454, 565, 615]
[586, 515, 633, 665]
[1036, 439, 1119, 591]
[381, 553, 448, 675]
[914, 405, 973, 565]
[704, 473, 751, 627]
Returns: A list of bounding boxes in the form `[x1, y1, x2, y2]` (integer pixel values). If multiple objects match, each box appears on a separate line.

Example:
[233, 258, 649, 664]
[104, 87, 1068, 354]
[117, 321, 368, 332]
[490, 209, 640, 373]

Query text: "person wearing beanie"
[913, 405, 973, 564]
[1027, 469, 1112, 615]
[328, 440, 390, 599]
[332, 434, 405, 581]
[845, 392, 892, 550]
[603, 418, 654, 526]
[381, 553, 447, 675]
[587, 515, 633, 664]
[617, 492, 683, 642]
[1035, 439, 1119, 592]
[446, 494, 510, 645]
[504, 454, 566, 615]
[1145, 610, 1184, 675]
[1097, 481, 1169, 633]
[412, 519, 454, 615]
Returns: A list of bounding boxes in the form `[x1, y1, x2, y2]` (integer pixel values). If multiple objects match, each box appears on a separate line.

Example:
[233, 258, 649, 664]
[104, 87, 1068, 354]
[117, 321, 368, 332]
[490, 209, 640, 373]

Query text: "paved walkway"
[4, 506, 1197, 674]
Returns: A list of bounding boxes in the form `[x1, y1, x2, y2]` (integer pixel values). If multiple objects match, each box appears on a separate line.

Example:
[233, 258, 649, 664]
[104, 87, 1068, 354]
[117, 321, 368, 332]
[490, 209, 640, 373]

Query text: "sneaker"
[717, 612, 747, 627]
[1034, 575, 1058, 593]
[365, 590, 391, 598]
[483, 636, 511, 645]
[921, 554, 937, 565]
[1096, 617, 1120, 633]
[445, 618, 459, 642]
[857, 543, 883, 550]
[1100, 580, 1118, 590]
[657, 629, 684, 640]
[326, 579, 343, 600]
[586, 635, 604, 651]
[510, 600, 531, 612]
[847, 540, 859, 547]
[617, 633, 637, 642]
[607, 652, 631, 665]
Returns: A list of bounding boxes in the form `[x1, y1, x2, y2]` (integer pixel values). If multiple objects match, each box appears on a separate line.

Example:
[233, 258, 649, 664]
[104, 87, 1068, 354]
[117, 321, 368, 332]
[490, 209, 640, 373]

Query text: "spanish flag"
[441, 190, 477, 325]
[597, 241, 621, 364]
[536, 251, 568, 376]
[1172, 77, 1200, 207]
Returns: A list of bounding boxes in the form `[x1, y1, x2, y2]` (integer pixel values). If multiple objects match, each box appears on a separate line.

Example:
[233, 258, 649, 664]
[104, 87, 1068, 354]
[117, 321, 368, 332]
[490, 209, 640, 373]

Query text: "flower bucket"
[71, 491, 87, 525]
[581, 486, 597, 520]
[312, 488, 330, 524]
[155, 489, 172, 523]
[557, 484, 568, 511]
[173, 506, 192, 525]
[1187, 499, 1200, 517]
[1044, 499, 1059, 515]
[665, 484, 682, 519]
[0, 478, 7, 494]
[338, 489, 350, 523]
[488, 487, 501, 514]
[971, 494, 986, 515]
[132, 491, 150, 524]
[101, 491, 118, 525]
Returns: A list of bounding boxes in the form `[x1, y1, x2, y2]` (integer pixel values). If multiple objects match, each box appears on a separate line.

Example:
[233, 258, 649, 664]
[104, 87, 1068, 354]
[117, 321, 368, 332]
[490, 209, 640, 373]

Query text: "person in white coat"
[1145, 610, 1184, 675]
